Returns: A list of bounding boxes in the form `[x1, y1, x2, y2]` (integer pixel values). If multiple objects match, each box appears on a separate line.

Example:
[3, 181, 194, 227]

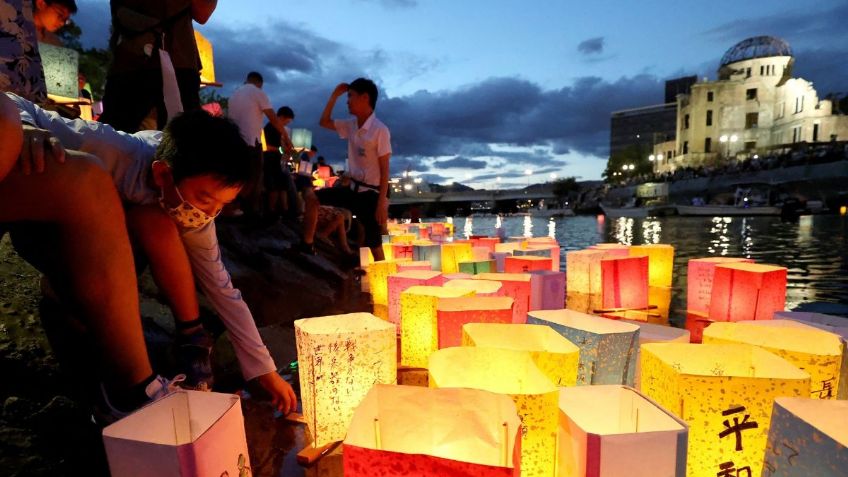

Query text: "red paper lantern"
[600, 256, 649, 310]
[686, 257, 753, 315]
[437, 296, 515, 348]
[504, 256, 552, 273]
[474, 273, 532, 323]
[709, 263, 787, 322]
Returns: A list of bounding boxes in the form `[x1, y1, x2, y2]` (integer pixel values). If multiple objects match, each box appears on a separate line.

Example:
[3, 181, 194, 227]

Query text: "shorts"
[316, 187, 380, 248]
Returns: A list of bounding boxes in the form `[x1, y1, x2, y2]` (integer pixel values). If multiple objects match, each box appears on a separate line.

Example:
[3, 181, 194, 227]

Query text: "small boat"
[600, 203, 677, 218]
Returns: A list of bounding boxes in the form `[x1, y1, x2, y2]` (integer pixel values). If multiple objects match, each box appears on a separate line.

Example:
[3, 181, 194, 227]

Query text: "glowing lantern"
[495, 242, 521, 254]
[367, 260, 399, 306]
[388, 270, 444, 326]
[430, 347, 559, 477]
[194, 30, 219, 87]
[505, 256, 552, 273]
[472, 246, 492, 261]
[417, 224, 431, 240]
[474, 273, 532, 323]
[528, 309, 640, 386]
[437, 296, 514, 348]
[762, 397, 848, 476]
[629, 244, 674, 288]
[686, 257, 754, 316]
[589, 243, 630, 257]
[103, 390, 248, 477]
[359, 247, 374, 292]
[515, 244, 561, 271]
[344, 384, 522, 476]
[400, 286, 476, 368]
[458, 259, 496, 275]
[462, 323, 580, 387]
[443, 272, 473, 280]
[773, 311, 848, 339]
[529, 270, 566, 311]
[391, 234, 417, 244]
[566, 249, 608, 295]
[640, 343, 810, 477]
[413, 243, 442, 271]
[381, 243, 394, 261]
[557, 385, 688, 477]
[444, 279, 503, 297]
[620, 319, 690, 390]
[492, 252, 512, 272]
[601, 256, 649, 311]
[391, 243, 414, 260]
[709, 263, 787, 322]
[704, 321, 844, 400]
[40, 43, 79, 102]
[441, 243, 474, 274]
[397, 261, 434, 272]
[471, 237, 501, 253]
[294, 313, 396, 447]
[291, 128, 313, 152]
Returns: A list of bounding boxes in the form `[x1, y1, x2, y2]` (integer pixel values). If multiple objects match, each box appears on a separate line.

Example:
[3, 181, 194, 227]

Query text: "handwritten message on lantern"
[686, 257, 754, 316]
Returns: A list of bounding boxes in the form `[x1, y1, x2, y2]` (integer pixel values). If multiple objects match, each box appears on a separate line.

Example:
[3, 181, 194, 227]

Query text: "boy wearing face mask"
[5, 92, 297, 417]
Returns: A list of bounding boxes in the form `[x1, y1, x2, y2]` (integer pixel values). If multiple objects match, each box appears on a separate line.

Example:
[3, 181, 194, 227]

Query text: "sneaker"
[95, 374, 186, 425]
[175, 328, 215, 391]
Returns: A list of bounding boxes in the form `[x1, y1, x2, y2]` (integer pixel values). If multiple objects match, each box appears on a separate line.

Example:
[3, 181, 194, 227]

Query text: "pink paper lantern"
[529, 271, 566, 311]
[388, 271, 444, 326]
[474, 273, 532, 323]
[709, 263, 787, 322]
[686, 257, 754, 315]
[601, 256, 649, 310]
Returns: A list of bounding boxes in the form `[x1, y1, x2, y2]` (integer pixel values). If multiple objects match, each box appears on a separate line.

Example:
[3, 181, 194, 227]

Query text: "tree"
[603, 144, 652, 183]
[551, 176, 579, 201]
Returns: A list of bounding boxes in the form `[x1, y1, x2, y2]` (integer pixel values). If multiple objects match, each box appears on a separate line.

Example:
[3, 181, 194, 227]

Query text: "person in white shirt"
[317, 78, 391, 260]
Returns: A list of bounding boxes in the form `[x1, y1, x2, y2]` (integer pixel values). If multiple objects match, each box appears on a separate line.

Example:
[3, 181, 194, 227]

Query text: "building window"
[813, 123, 819, 142]
[760, 65, 764, 76]
[776, 102, 785, 119]
[683, 141, 689, 154]
[706, 110, 713, 126]
[684, 114, 690, 129]
[792, 126, 802, 143]
[746, 88, 757, 100]
[795, 96, 804, 113]
[746, 67, 751, 78]
[745, 112, 758, 129]
[707, 91, 714, 102]
[705, 137, 712, 153]
[744, 141, 756, 151]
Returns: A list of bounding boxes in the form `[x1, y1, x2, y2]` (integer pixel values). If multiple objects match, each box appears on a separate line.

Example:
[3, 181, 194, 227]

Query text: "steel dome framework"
[719, 36, 792, 67]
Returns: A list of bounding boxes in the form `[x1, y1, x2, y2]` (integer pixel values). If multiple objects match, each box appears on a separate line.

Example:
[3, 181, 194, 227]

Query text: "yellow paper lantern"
[444, 279, 503, 296]
[566, 249, 608, 295]
[686, 257, 754, 316]
[629, 244, 675, 288]
[704, 321, 844, 400]
[390, 233, 417, 244]
[640, 343, 810, 477]
[474, 273, 533, 323]
[194, 30, 219, 86]
[620, 319, 690, 390]
[381, 242, 394, 260]
[367, 260, 400, 306]
[430, 347, 559, 477]
[294, 313, 397, 447]
[400, 286, 476, 368]
[462, 323, 580, 387]
[388, 270, 444, 326]
[441, 243, 474, 274]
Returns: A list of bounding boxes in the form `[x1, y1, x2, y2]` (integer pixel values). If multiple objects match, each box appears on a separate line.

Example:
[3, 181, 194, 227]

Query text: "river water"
[443, 214, 848, 324]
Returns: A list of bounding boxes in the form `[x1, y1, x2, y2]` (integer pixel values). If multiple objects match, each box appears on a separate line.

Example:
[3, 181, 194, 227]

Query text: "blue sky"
[75, 0, 848, 187]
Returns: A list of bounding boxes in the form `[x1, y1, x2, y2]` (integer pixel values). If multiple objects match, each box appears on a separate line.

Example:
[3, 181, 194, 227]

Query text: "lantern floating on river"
[400, 286, 476, 368]
[474, 273, 532, 323]
[629, 244, 674, 288]
[367, 260, 400, 306]
[686, 257, 754, 316]
[529, 270, 566, 311]
[709, 263, 787, 322]
[443, 279, 503, 296]
[437, 296, 515, 348]
[620, 319, 690, 390]
[600, 256, 649, 311]
[504, 256, 552, 273]
[441, 243, 474, 274]
[387, 270, 444, 326]
[413, 243, 442, 271]
[458, 259, 496, 275]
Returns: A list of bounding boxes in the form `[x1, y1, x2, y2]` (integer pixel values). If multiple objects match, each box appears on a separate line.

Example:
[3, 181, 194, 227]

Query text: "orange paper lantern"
[709, 263, 787, 322]
[437, 296, 515, 348]
[504, 256, 552, 273]
[474, 273, 532, 323]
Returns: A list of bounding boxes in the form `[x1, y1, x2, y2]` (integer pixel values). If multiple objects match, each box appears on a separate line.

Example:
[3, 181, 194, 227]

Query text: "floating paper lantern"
[391, 234, 417, 244]
[103, 391, 248, 477]
[413, 243, 442, 271]
[39, 43, 79, 102]
[471, 237, 501, 253]
[368, 260, 400, 306]
[294, 313, 397, 446]
[397, 261, 434, 272]
[430, 347, 558, 477]
[444, 279, 503, 296]
[589, 243, 630, 257]
[640, 343, 810, 477]
[557, 385, 688, 477]
[401, 286, 476, 368]
[437, 296, 514, 348]
[458, 259, 496, 275]
[391, 243, 414, 260]
[516, 244, 561, 271]
[709, 263, 788, 322]
[686, 257, 754, 316]
[566, 249, 608, 295]
[471, 246, 492, 261]
[704, 321, 844, 400]
[345, 385, 522, 476]
[495, 242, 521, 254]
[492, 252, 512, 273]
[528, 309, 640, 386]
[629, 244, 675, 288]
[762, 397, 848, 476]
[601, 256, 649, 311]
[683, 311, 711, 344]
[388, 270, 444, 326]
[474, 273, 532, 323]
[194, 31, 219, 87]
[773, 311, 848, 339]
[621, 319, 690, 390]
[529, 270, 566, 311]
[462, 323, 579, 387]
[443, 272, 473, 280]
[441, 243, 474, 274]
[505, 256, 552, 273]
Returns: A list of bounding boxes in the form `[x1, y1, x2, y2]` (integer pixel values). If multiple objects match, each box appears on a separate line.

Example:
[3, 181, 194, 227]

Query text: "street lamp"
[549, 172, 557, 180]
[649, 154, 655, 162]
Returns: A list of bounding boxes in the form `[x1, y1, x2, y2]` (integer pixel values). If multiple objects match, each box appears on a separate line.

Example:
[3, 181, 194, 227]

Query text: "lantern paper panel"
[472, 246, 492, 261]
[103, 391, 248, 477]
[565, 291, 602, 315]
[775, 311, 848, 399]
[367, 260, 400, 306]
[620, 319, 690, 390]
[505, 256, 552, 273]
[443, 272, 473, 281]
[529, 271, 566, 311]
[397, 367, 429, 387]
[400, 286, 476, 368]
[444, 279, 503, 297]
[390, 234, 417, 244]
[600, 256, 649, 311]
[557, 385, 688, 477]
[709, 263, 787, 322]
[566, 249, 609, 295]
[359, 247, 373, 292]
[515, 244, 561, 271]
[629, 244, 674, 288]
[492, 252, 512, 272]
[294, 313, 397, 446]
[397, 260, 434, 272]
[438, 297, 514, 348]
[430, 347, 559, 477]
[391, 244, 414, 260]
[609, 286, 673, 322]
[589, 243, 629, 257]
[704, 321, 844, 400]
[388, 270, 444, 326]
[413, 243, 442, 271]
[495, 242, 522, 254]
[640, 343, 811, 477]
[39, 43, 80, 101]
[344, 384, 522, 477]
[762, 397, 848, 477]
[474, 273, 532, 323]
[441, 243, 474, 274]
[381, 243, 394, 260]
[471, 237, 501, 253]
[462, 323, 579, 387]
[193, 31, 218, 86]
[686, 257, 754, 316]
[527, 310, 640, 386]
[459, 259, 496, 275]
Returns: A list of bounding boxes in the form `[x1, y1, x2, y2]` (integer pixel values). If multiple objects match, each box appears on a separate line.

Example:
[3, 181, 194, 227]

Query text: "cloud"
[433, 157, 490, 169]
[577, 37, 604, 55]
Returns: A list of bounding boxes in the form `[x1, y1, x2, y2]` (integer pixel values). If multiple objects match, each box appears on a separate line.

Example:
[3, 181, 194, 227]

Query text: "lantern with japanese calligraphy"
[629, 244, 674, 288]
[367, 260, 400, 307]
[437, 296, 515, 348]
[444, 279, 503, 297]
[391, 243, 414, 260]
[600, 256, 649, 311]
[294, 313, 397, 447]
[441, 243, 474, 274]
[640, 343, 810, 477]
[528, 309, 640, 386]
[686, 257, 754, 316]
[400, 286, 476, 368]
[709, 263, 787, 322]
[474, 273, 532, 323]
[388, 270, 444, 326]
[430, 347, 559, 477]
[458, 259, 496, 275]
[462, 323, 579, 387]
[774, 311, 848, 399]
[704, 321, 844, 400]
[620, 319, 690, 390]
[762, 397, 848, 476]
[413, 242, 442, 271]
[557, 385, 689, 477]
[344, 384, 522, 476]
[529, 270, 566, 311]
[505, 256, 553, 273]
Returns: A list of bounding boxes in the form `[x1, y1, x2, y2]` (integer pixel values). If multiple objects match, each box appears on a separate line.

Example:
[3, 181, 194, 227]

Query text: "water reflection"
[797, 215, 813, 244]
[741, 217, 753, 258]
[548, 218, 556, 238]
[463, 216, 473, 239]
[641, 219, 662, 244]
[523, 215, 533, 237]
[613, 217, 634, 245]
[708, 217, 731, 256]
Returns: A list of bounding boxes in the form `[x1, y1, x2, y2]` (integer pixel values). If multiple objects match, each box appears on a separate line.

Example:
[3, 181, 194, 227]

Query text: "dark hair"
[246, 71, 263, 84]
[310, 145, 318, 152]
[156, 110, 252, 187]
[45, 0, 77, 13]
[317, 156, 326, 163]
[349, 77, 378, 109]
[277, 106, 294, 118]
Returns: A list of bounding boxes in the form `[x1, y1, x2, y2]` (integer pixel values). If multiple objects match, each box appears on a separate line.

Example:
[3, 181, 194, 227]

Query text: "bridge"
[390, 184, 557, 205]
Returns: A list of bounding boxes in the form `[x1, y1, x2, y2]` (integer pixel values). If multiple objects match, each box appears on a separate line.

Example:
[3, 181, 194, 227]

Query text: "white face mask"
[159, 186, 219, 229]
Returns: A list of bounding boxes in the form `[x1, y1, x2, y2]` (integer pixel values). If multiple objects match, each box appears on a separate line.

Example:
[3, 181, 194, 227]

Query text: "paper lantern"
[474, 273, 532, 323]
[709, 263, 788, 322]
[529, 270, 566, 311]
[557, 385, 688, 477]
[629, 244, 675, 288]
[430, 347, 559, 477]
[458, 259, 496, 275]
[589, 243, 630, 257]
[400, 286, 476, 368]
[704, 321, 844, 400]
[686, 258, 754, 316]
[194, 30, 219, 86]
[294, 313, 397, 446]
[471, 246, 492, 261]
[443, 272, 473, 280]
[103, 391, 248, 477]
[620, 319, 690, 390]
[495, 242, 521, 254]
[39, 43, 79, 102]
[773, 311, 848, 339]
[391, 233, 417, 244]
[762, 397, 848, 476]
[390, 243, 413, 260]
[437, 296, 515, 348]
[396, 260, 434, 272]
[344, 384, 522, 476]
[492, 252, 512, 272]
[444, 279, 503, 296]
[566, 249, 608, 295]
[640, 343, 810, 477]
[471, 237, 501, 253]
[388, 270, 444, 326]
[381, 242, 394, 260]
[367, 260, 399, 306]
[462, 323, 579, 387]
[505, 256, 552, 273]
[528, 309, 640, 386]
[515, 244, 561, 271]
[441, 243, 474, 274]
[601, 256, 649, 311]
[413, 243, 442, 271]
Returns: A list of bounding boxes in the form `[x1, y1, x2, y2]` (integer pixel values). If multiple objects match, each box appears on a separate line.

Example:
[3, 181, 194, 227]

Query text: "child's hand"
[257, 371, 298, 415]
[20, 125, 64, 175]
